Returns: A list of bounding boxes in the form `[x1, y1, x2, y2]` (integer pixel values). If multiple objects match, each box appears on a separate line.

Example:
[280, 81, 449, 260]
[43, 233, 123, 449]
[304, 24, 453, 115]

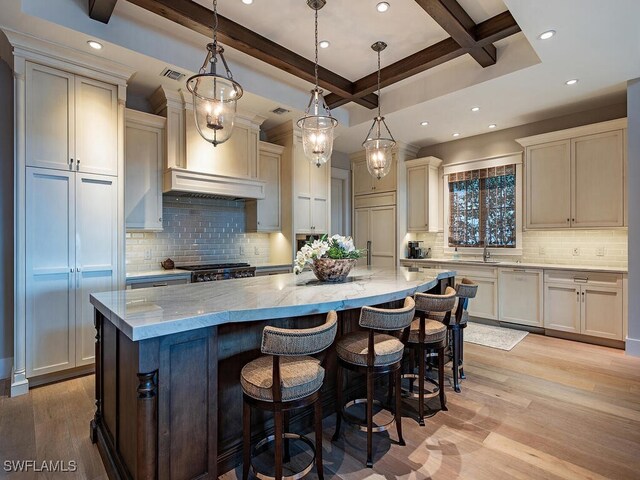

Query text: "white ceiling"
[1, 0, 639, 156]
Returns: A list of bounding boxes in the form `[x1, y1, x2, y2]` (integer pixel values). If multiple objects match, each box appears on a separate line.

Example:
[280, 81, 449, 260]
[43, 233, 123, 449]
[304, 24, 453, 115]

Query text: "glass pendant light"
[297, 0, 338, 167]
[363, 41, 396, 179]
[186, 0, 243, 147]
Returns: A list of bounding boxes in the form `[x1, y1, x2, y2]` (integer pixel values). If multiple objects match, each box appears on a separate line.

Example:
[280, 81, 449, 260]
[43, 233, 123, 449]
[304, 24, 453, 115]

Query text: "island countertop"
[91, 266, 455, 341]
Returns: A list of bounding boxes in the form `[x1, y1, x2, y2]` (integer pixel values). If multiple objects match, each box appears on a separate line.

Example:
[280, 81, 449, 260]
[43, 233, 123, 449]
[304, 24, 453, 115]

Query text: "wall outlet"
[538, 246, 546, 256]
[572, 247, 580, 256]
[254, 246, 260, 256]
[144, 248, 152, 261]
[240, 246, 245, 256]
[596, 246, 606, 256]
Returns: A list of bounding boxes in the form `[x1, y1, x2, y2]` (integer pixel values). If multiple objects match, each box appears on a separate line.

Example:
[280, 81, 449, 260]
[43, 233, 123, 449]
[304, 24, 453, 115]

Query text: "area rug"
[464, 322, 528, 351]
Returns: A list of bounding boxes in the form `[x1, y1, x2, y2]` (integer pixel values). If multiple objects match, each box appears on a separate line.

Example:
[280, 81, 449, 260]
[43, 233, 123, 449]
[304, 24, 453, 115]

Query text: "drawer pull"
[152, 282, 169, 287]
[574, 277, 588, 283]
[512, 268, 526, 272]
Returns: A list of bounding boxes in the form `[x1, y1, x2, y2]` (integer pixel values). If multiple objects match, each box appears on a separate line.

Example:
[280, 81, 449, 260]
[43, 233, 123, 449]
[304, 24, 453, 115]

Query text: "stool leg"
[451, 329, 461, 393]
[387, 371, 393, 407]
[366, 366, 374, 468]
[438, 346, 448, 411]
[283, 410, 291, 463]
[242, 400, 251, 480]
[409, 348, 415, 393]
[395, 366, 405, 446]
[274, 409, 284, 480]
[332, 364, 343, 442]
[460, 327, 466, 379]
[314, 399, 324, 480]
[418, 343, 426, 426]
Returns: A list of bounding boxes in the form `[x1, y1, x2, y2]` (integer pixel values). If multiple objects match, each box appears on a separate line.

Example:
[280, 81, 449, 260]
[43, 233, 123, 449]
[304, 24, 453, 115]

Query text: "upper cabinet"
[26, 62, 118, 176]
[405, 156, 442, 232]
[246, 141, 284, 232]
[125, 109, 165, 231]
[517, 119, 627, 230]
[352, 153, 397, 195]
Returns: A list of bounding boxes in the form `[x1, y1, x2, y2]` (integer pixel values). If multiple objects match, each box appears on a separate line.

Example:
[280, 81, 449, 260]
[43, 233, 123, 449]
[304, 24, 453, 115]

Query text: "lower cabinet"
[354, 193, 397, 267]
[498, 268, 543, 327]
[544, 271, 623, 340]
[441, 264, 499, 320]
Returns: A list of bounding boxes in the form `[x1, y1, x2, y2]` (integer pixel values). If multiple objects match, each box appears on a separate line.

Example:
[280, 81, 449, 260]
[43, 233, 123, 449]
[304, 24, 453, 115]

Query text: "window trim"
[443, 153, 523, 256]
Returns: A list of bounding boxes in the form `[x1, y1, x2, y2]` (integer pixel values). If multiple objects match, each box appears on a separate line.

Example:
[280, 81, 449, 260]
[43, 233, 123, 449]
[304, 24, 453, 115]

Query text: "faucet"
[483, 238, 491, 263]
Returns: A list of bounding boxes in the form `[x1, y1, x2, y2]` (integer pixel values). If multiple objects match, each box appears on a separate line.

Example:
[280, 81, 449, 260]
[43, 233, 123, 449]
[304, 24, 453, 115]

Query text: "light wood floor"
[2, 333, 640, 479]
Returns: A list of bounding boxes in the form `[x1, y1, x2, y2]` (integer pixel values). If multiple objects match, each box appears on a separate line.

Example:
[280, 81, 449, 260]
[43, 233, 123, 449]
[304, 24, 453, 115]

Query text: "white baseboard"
[626, 337, 640, 357]
[0, 356, 13, 380]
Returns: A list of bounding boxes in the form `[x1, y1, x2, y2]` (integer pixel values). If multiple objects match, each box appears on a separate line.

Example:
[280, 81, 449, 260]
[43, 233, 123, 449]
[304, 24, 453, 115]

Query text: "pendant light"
[297, 0, 338, 167]
[363, 41, 396, 179]
[186, 0, 243, 147]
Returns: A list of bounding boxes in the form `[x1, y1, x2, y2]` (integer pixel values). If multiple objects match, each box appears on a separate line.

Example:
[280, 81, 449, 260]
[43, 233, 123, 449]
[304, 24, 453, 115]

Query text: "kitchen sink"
[457, 259, 501, 264]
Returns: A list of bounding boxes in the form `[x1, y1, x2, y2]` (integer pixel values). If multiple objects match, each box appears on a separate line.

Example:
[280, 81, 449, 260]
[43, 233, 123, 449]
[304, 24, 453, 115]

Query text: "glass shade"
[298, 115, 336, 167]
[363, 137, 394, 179]
[187, 74, 242, 147]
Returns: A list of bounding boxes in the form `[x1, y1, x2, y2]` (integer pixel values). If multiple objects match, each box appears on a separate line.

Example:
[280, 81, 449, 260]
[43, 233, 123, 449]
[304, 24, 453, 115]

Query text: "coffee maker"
[408, 241, 424, 259]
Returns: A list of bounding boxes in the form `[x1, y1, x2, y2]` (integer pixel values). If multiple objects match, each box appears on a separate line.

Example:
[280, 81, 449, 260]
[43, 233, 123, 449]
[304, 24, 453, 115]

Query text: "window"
[448, 165, 516, 248]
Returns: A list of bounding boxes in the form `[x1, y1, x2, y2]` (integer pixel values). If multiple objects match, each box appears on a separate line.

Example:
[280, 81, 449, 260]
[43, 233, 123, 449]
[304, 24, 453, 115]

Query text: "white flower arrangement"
[294, 234, 363, 274]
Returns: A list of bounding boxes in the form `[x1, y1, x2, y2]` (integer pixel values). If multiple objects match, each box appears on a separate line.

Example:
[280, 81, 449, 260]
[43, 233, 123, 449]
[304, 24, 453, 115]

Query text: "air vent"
[160, 67, 186, 81]
[271, 107, 290, 115]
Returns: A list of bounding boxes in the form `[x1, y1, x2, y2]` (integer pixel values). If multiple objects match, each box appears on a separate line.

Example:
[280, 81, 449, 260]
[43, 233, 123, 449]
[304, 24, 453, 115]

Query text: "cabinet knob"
[76, 158, 80, 170]
[572, 218, 575, 222]
[566, 218, 570, 223]
[159, 217, 162, 222]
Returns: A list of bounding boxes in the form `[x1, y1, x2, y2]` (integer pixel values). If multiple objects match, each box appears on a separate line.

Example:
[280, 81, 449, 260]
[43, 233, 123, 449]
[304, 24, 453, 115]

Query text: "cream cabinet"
[125, 109, 165, 231]
[26, 168, 118, 376]
[518, 119, 626, 230]
[543, 270, 623, 340]
[247, 141, 284, 232]
[25, 62, 118, 176]
[293, 135, 329, 235]
[354, 193, 397, 267]
[498, 268, 543, 327]
[439, 264, 499, 320]
[352, 154, 397, 196]
[406, 156, 441, 232]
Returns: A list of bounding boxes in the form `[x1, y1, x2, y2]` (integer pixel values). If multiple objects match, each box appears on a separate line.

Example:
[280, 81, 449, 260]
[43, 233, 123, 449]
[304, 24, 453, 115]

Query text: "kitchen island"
[89, 266, 455, 480]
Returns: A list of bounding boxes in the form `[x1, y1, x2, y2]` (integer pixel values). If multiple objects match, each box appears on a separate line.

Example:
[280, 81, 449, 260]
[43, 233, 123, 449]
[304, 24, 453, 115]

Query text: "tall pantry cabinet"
[7, 30, 132, 395]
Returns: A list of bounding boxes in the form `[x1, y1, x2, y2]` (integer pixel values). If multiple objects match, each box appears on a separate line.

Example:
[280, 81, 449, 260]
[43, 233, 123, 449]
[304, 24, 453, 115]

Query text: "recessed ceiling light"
[241, 0, 253, 4]
[376, 2, 390, 13]
[488, 124, 497, 129]
[565, 79, 579, 85]
[87, 40, 103, 50]
[420, 121, 429, 126]
[452, 132, 460, 137]
[471, 106, 480, 112]
[319, 40, 330, 49]
[538, 30, 556, 40]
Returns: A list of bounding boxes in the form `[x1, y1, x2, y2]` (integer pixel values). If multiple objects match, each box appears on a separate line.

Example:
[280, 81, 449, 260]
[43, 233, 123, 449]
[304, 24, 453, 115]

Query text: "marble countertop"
[126, 269, 191, 280]
[400, 258, 627, 274]
[92, 266, 454, 341]
[254, 263, 293, 270]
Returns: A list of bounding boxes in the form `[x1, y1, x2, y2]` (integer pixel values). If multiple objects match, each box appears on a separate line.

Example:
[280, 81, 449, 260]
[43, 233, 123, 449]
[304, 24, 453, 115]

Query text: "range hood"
[163, 167, 266, 200]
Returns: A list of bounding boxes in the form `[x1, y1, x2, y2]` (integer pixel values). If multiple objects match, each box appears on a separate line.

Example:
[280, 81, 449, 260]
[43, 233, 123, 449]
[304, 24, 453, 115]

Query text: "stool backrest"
[454, 278, 478, 321]
[261, 310, 338, 357]
[414, 286, 457, 314]
[359, 297, 416, 332]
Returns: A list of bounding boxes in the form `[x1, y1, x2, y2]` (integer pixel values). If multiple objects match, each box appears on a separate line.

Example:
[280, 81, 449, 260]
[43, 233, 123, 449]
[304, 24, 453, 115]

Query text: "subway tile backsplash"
[125, 195, 271, 272]
[412, 229, 628, 268]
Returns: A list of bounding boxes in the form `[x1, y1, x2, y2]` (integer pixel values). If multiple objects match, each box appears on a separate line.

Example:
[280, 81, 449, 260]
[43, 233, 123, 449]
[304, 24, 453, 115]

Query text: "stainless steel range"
[180, 263, 256, 282]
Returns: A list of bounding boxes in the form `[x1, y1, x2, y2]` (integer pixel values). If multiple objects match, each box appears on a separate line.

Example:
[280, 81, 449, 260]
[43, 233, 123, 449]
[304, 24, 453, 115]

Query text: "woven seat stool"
[241, 311, 338, 480]
[428, 279, 478, 392]
[332, 297, 415, 468]
[402, 286, 457, 426]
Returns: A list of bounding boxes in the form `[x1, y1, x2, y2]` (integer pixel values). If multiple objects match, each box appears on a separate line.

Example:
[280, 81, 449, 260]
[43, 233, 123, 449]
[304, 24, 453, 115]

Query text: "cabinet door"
[353, 159, 373, 195]
[498, 269, 543, 326]
[75, 76, 118, 176]
[76, 174, 118, 366]
[465, 277, 498, 320]
[26, 168, 76, 376]
[354, 207, 370, 252]
[544, 283, 580, 333]
[26, 63, 75, 171]
[407, 164, 427, 231]
[525, 141, 571, 229]
[125, 119, 164, 230]
[310, 159, 329, 233]
[369, 205, 396, 267]
[571, 130, 624, 227]
[312, 198, 328, 234]
[581, 286, 623, 340]
[374, 153, 397, 193]
[257, 149, 281, 231]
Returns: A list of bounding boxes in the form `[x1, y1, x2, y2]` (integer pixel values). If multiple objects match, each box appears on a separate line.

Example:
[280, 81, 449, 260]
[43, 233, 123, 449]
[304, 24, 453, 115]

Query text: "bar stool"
[428, 279, 478, 392]
[403, 287, 457, 426]
[241, 311, 338, 480]
[332, 297, 415, 468]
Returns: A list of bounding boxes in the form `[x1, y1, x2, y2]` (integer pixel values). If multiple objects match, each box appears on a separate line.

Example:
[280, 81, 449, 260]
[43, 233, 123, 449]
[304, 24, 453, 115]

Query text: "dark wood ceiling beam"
[125, 0, 378, 109]
[415, 0, 496, 67]
[474, 11, 521, 47]
[88, 0, 119, 24]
